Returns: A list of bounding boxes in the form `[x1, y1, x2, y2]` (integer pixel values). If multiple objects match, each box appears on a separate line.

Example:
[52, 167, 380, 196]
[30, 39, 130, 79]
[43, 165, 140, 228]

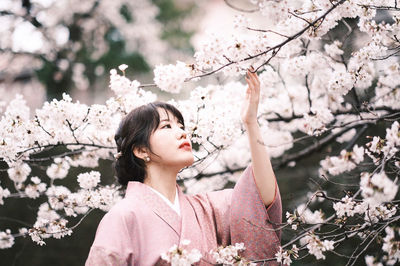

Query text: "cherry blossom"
[0, 230, 14, 249]
[300, 234, 334, 260]
[275, 245, 299, 266]
[382, 227, 400, 265]
[0, 183, 10, 205]
[320, 145, 365, 176]
[360, 172, 398, 205]
[296, 204, 325, 225]
[77, 171, 101, 190]
[161, 239, 202, 266]
[154, 61, 193, 93]
[210, 242, 255, 265]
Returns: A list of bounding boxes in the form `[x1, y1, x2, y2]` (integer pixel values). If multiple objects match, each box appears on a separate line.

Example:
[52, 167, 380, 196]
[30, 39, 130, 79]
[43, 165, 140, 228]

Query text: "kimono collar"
[148, 186, 181, 216]
[125, 181, 183, 236]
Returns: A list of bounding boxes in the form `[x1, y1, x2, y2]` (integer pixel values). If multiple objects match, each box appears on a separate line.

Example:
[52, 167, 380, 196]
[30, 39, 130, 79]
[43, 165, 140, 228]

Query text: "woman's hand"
[241, 66, 260, 127]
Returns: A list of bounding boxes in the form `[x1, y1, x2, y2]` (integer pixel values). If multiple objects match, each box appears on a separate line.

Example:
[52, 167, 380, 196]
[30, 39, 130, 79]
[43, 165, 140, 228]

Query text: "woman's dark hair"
[114, 101, 184, 186]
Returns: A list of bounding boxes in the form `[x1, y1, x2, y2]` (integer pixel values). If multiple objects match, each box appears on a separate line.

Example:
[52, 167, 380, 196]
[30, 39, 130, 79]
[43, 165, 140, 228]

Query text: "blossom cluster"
[360, 172, 398, 206]
[319, 145, 365, 176]
[153, 61, 194, 93]
[29, 218, 72, 246]
[300, 234, 334, 260]
[295, 204, 324, 225]
[77, 171, 101, 190]
[366, 121, 400, 162]
[382, 226, 400, 265]
[210, 243, 255, 265]
[0, 182, 11, 205]
[0, 230, 14, 249]
[160, 239, 202, 266]
[275, 245, 299, 266]
[161, 242, 258, 266]
[333, 194, 397, 224]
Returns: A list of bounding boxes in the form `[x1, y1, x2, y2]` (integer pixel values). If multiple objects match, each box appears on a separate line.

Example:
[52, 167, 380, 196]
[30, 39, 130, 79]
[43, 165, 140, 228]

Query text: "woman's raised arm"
[241, 67, 277, 206]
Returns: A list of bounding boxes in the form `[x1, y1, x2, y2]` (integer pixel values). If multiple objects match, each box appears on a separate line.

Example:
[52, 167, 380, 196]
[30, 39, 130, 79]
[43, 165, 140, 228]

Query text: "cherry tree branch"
[190, 108, 399, 179]
[359, 4, 400, 11]
[187, 0, 347, 80]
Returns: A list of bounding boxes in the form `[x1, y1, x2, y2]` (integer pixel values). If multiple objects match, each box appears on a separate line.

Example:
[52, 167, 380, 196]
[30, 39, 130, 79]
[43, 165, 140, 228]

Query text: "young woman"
[86, 69, 282, 265]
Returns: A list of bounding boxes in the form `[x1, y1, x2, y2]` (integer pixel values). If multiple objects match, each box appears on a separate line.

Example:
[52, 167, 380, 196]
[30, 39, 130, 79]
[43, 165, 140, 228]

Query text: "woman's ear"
[132, 146, 149, 161]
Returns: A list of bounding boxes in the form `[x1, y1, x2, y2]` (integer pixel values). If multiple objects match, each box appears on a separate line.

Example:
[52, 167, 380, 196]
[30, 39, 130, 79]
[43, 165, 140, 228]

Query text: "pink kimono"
[86, 165, 282, 265]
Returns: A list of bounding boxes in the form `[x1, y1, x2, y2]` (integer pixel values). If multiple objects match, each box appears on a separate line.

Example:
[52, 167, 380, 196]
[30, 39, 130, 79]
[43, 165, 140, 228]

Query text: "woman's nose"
[177, 128, 188, 139]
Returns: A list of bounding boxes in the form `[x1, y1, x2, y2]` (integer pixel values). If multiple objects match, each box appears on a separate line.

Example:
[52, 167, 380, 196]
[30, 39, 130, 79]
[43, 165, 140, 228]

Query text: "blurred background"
[0, 0, 385, 265]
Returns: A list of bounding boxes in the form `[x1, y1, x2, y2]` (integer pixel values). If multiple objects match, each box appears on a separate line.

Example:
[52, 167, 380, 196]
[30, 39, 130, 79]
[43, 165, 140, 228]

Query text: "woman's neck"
[143, 165, 178, 204]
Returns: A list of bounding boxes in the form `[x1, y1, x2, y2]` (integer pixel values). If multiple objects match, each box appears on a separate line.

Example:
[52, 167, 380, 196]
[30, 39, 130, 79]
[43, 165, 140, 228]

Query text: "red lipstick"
[179, 141, 191, 150]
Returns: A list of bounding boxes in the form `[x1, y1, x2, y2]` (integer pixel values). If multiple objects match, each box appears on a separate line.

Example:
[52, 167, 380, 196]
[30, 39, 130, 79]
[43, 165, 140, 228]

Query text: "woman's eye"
[162, 124, 171, 129]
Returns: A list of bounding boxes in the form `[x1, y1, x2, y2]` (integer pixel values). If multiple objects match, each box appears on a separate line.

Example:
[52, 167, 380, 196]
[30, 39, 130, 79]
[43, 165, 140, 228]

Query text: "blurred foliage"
[32, 0, 196, 99]
[154, 0, 196, 50]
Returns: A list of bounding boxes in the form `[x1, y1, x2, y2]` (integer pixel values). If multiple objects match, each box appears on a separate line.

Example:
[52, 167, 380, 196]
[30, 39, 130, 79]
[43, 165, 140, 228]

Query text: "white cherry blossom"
[0, 230, 14, 249]
[0, 183, 11, 205]
[300, 234, 334, 260]
[77, 171, 101, 190]
[46, 158, 70, 180]
[153, 61, 193, 93]
[360, 172, 398, 205]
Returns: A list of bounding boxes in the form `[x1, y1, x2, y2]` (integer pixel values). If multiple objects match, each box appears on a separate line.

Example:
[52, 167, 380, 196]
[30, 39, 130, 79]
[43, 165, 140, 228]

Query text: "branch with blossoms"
[359, 3, 400, 11]
[178, 0, 347, 85]
[142, 0, 349, 91]
[186, 108, 399, 180]
[160, 241, 256, 265]
[273, 205, 400, 265]
[240, 121, 399, 264]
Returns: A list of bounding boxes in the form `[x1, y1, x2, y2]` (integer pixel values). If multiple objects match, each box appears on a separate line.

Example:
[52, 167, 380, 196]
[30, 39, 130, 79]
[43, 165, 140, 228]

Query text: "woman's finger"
[247, 69, 256, 80]
[248, 70, 257, 81]
[246, 69, 261, 97]
[248, 70, 260, 90]
[245, 76, 252, 88]
[248, 72, 257, 89]
[246, 78, 255, 93]
[246, 72, 253, 85]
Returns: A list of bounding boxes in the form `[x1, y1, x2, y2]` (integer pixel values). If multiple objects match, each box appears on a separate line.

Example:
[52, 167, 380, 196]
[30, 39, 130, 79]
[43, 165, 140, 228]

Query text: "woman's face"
[148, 109, 194, 169]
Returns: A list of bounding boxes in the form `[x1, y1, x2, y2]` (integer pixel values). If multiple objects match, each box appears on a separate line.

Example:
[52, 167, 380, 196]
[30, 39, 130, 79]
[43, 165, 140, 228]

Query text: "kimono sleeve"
[203, 165, 282, 262]
[85, 204, 136, 266]
[230, 164, 282, 262]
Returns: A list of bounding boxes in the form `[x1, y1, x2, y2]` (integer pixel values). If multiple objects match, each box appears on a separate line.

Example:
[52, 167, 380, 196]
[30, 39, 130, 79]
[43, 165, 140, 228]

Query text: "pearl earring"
[145, 156, 150, 162]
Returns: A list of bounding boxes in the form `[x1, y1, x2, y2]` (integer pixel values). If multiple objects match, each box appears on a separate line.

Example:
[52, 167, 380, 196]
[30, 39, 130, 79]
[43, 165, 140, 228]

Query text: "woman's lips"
[179, 142, 191, 150]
